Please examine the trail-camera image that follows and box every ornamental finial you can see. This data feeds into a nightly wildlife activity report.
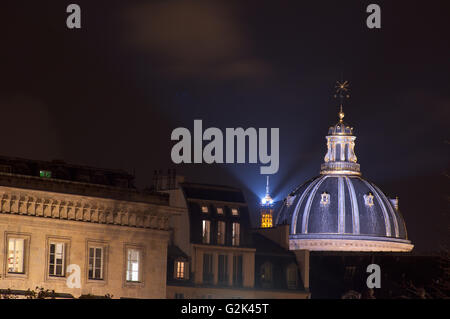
[334,80,350,123]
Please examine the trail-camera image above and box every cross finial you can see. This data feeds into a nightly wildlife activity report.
[334,80,350,122]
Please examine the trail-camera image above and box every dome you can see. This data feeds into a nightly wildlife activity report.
[275,83,413,252]
[276,175,412,251]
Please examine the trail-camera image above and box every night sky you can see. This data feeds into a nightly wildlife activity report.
[0,1,448,253]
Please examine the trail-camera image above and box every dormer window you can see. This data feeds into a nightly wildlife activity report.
[320,192,330,206]
[201,206,209,213]
[364,192,375,207]
[202,220,211,244]
[286,195,295,207]
[175,261,187,280]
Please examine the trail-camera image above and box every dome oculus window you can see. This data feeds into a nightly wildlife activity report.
[364,192,375,207]
[320,192,330,206]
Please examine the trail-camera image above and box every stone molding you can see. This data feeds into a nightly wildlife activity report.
[0,186,171,230]
[289,238,414,252]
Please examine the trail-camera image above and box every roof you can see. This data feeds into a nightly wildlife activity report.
[167,245,188,259]
[277,175,409,239]
[251,232,295,257]
[181,182,246,203]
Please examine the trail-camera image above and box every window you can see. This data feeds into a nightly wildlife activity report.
[364,192,375,207]
[231,208,239,216]
[7,238,25,273]
[88,247,104,280]
[232,255,243,287]
[216,207,223,215]
[320,192,330,206]
[49,242,65,277]
[126,249,141,282]
[176,261,186,279]
[261,262,273,288]
[217,221,226,245]
[201,206,209,213]
[39,170,52,178]
[232,222,240,246]
[202,254,213,284]
[344,266,357,281]
[0,165,12,173]
[287,264,298,289]
[202,220,211,244]
[218,255,228,285]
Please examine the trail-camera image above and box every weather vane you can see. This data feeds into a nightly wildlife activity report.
[334,80,350,122]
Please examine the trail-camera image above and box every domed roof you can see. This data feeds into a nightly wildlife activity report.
[276,175,409,242]
[275,82,413,252]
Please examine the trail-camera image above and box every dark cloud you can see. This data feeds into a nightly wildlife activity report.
[122,0,271,79]
[0,96,62,160]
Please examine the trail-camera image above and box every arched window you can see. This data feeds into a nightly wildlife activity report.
[286,263,298,289]
[260,262,273,288]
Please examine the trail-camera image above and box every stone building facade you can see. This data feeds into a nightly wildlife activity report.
[154,171,310,299]
[0,157,181,298]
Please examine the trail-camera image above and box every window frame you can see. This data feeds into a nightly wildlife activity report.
[4,232,31,278]
[49,242,65,276]
[260,262,274,288]
[217,221,226,245]
[85,240,108,284]
[232,222,240,246]
[218,254,229,285]
[175,260,186,280]
[46,236,71,281]
[286,263,298,289]
[202,253,214,284]
[232,254,243,287]
[123,244,145,287]
[202,219,211,244]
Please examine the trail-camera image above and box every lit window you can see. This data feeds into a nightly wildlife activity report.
[8,238,25,273]
[49,242,65,277]
[88,247,104,280]
[217,221,226,245]
[39,170,52,178]
[232,222,240,246]
[216,207,223,215]
[202,220,211,244]
[176,261,185,279]
[201,206,209,213]
[126,249,141,282]
[261,210,273,228]
[231,208,239,216]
